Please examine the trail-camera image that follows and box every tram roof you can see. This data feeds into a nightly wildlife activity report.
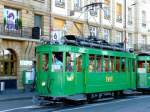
[36,44,135,58]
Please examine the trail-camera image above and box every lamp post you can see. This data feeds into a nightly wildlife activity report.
[124,0,136,51]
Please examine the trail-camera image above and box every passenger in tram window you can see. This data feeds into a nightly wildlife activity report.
[76,55,82,72]
[121,58,126,72]
[66,54,73,72]
[148,62,150,73]
[52,53,63,72]
[97,57,101,72]
[89,60,94,72]
[116,58,120,72]
[43,54,49,71]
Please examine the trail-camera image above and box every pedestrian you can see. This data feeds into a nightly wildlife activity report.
[31,61,36,91]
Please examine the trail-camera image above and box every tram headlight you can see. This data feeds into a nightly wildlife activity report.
[42,82,46,86]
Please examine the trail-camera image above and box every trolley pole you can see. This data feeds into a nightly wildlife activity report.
[124,0,127,51]
[99,3,103,39]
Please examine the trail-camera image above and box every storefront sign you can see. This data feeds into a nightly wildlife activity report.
[20,60,32,66]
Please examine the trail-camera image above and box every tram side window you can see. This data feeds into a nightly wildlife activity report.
[147,61,150,73]
[110,56,115,72]
[138,61,144,68]
[104,56,109,72]
[52,52,63,72]
[66,52,74,72]
[42,53,49,71]
[89,55,96,72]
[138,61,150,73]
[121,58,126,72]
[37,55,40,71]
[76,54,82,72]
[133,60,136,72]
[128,59,131,72]
[116,57,120,72]
[97,56,102,72]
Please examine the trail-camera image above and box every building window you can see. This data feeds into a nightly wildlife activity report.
[116,31,123,43]
[34,14,42,35]
[104,28,111,42]
[55,0,65,8]
[89,0,98,16]
[142,10,146,28]
[89,26,97,36]
[74,0,81,11]
[104,0,110,20]
[128,8,132,25]
[0,49,17,76]
[33,0,45,3]
[116,3,122,23]
[128,33,133,48]
[141,35,147,45]
[3,7,20,30]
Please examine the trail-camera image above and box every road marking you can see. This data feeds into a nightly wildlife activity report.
[0,105,41,112]
[54,95,150,112]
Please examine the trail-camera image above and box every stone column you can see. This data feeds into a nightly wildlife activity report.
[22,9,34,27]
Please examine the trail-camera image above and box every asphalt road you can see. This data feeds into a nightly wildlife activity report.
[1,95,150,112]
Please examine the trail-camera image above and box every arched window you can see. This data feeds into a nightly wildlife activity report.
[0,49,17,76]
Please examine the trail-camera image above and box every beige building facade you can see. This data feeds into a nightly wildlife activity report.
[0,0,50,90]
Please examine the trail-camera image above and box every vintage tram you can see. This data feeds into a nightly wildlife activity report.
[35,35,138,102]
[137,53,150,92]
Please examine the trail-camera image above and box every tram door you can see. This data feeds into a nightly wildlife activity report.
[65,52,85,94]
[36,52,49,93]
[128,58,136,89]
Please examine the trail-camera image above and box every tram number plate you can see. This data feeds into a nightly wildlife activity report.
[106,76,113,82]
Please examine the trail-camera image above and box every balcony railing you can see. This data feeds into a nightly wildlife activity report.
[0,23,33,39]
[55,1,65,8]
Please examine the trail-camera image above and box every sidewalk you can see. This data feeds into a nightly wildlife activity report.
[0,89,34,101]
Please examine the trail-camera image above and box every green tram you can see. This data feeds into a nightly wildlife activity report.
[137,53,150,91]
[35,35,137,101]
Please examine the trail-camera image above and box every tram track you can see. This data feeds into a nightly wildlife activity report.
[27,91,147,112]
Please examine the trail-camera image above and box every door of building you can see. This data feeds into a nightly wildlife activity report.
[0,49,17,89]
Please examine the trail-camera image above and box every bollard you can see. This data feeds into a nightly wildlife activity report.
[0,82,5,92]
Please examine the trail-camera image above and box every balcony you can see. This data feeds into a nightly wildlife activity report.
[142,23,146,28]
[74,4,81,11]
[104,15,110,20]
[128,21,132,25]
[55,1,65,8]
[0,23,36,39]
[90,10,97,16]
[116,16,122,23]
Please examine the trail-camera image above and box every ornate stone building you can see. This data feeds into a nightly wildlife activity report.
[0,0,50,90]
